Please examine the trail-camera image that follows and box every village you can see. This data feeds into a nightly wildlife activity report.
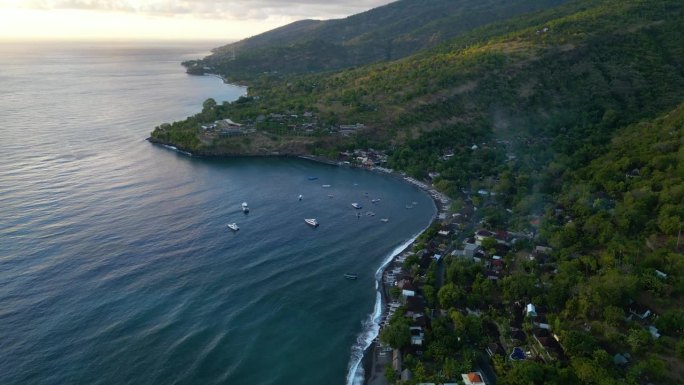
[357,168,667,385]
[192,109,669,385]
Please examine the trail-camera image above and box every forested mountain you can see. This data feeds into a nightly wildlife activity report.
[152,1,684,381]
[187,0,569,80]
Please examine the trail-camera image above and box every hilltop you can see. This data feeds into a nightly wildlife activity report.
[184,0,568,81]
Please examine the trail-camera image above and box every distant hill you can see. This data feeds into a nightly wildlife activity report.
[188,0,569,80]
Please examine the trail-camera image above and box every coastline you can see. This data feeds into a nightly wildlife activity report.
[146,137,452,385]
[351,174,450,385]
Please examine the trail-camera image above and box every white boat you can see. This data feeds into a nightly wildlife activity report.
[380,218,389,223]
[351,202,362,209]
[298,194,303,201]
[366,211,375,216]
[305,218,319,227]
[322,184,331,188]
[371,198,381,203]
[227,223,239,231]
[241,202,249,213]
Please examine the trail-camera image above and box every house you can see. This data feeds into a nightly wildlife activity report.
[486,342,504,357]
[510,330,527,343]
[401,369,412,382]
[628,304,652,320]
[613,353,630,366]
[465,243,481,258]
[475,230,495,246]
[461,371,486,385]
[410,326,424,346]
[218,118,242,128]
[526,303,537,317]
[649,326,661,339]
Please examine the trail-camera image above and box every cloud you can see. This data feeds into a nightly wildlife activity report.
[14,0,394,21]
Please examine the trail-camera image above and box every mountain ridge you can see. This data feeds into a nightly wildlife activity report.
[186,0,569,81]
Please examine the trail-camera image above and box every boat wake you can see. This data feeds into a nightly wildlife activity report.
[345,230,425,385]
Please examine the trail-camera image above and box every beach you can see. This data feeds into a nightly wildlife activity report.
[359,175,451,385]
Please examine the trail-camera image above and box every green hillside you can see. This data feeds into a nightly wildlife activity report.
[187,0,568,81]
[152,0,684,382]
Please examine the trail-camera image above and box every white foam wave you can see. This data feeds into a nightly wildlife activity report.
[161,144,192,157]
[345,230,425,385]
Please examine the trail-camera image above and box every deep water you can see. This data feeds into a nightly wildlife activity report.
[0,41,435,385]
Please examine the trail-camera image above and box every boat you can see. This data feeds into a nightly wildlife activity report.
[366,211,375,216]
[298,194,303,201]
[405,204,413,209]
[371,198,381,203]
[227,223,239,231]
[344,273,358,280]
[322,184,331,188]
[307,176,318,180]
[328,194,334,198]
[241,202,249,213]
[380,218,389,223]
[351,202,362,209]
[305,218,319,227]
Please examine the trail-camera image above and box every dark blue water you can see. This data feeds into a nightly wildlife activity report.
[0,41,435,385]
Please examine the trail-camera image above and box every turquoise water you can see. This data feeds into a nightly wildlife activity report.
[0,41,435,385]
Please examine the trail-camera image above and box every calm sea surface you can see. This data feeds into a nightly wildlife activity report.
[0,41,435,385]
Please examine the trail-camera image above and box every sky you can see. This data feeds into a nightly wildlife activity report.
[0,0,393,41]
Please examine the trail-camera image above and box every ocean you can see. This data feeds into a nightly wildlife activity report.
[0,41,435,385]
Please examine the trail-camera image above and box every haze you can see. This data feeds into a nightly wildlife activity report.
[0,0,393,41]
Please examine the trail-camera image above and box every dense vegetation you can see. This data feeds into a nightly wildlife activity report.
[384,102,683,385]
[152,0,684,382]
[186,0,569,81]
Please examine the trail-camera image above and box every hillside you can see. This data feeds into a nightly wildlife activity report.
[186,0,569,80]
[152,0,684,382]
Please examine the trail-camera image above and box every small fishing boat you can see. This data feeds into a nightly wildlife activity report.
[305,218,319,227]
[298,194,303,201]
[351,202,362,209]
[308,176,318,180]
[380,218,389,223]
[344,273,358,280]
[322,184,331,188]
[371,198,381,203]
[241,202,249,213]
[227,223,239,231]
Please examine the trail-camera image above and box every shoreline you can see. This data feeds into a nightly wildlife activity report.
[347,175,449,385]
[146,137,452,385]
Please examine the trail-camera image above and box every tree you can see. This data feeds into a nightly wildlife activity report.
[438,283,465,309]
[380,317,410,349]
[481,237,497,252]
